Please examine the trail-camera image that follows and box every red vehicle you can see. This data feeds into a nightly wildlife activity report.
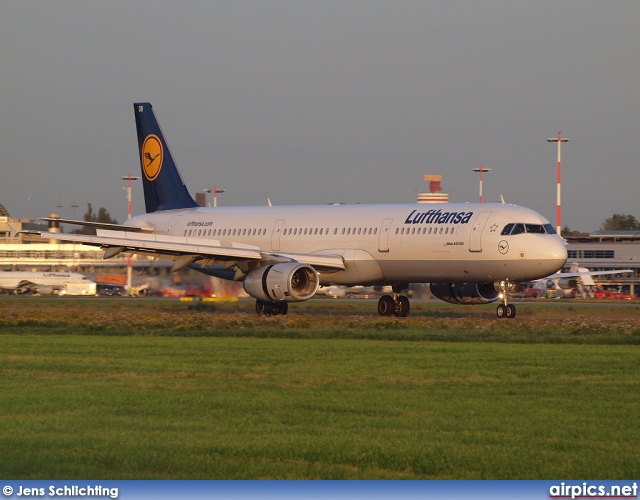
[522,287,545,298]
[609,291,636,300]
[593,287,635,299]
[592,287,611,299]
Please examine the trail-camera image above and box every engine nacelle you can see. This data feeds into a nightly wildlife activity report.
[244,263,319,302]
[430,282,500,305]
[554,278,579,290]
[36,285,54,295]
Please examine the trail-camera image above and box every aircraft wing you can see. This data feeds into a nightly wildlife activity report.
[27,231,345,273]
[39,218,155,233]
[546,270,632,279]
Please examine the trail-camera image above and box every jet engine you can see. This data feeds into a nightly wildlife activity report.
[430,282,500,305]
[244,263,319,302]
[550,278,579,290]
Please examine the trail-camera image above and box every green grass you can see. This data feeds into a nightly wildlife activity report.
[0,297,639,478]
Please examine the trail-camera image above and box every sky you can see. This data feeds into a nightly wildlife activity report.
[1,1,638,232]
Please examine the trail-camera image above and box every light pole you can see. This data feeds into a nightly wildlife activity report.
[472,166,491,203]
[547,133,569,236]
[121,174,140,294]
[204,186,226,207]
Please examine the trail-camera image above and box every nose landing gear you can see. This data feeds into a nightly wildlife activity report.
[496,281,516,319]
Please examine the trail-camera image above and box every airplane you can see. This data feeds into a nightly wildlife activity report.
[525,263,632,298]
[0,271,93,295]
[21,102,568,318]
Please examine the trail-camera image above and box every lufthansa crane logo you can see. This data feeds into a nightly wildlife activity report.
[141,134,163,181]
[498,240,509,254]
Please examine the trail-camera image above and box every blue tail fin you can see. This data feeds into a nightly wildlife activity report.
[134,103,199,213]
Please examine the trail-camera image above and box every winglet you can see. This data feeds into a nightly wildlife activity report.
[134,103,199,213]
[7,222,19,240]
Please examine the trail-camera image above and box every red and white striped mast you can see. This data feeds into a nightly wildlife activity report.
[121,174,140,294]
[547,133,569,236]
[472,166,491,203]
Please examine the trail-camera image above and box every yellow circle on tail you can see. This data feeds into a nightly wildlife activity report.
[141,134,163,181]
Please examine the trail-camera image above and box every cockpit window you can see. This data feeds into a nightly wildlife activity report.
[525,224,546,234]
[502,223,550,235]
[501,223,514,235]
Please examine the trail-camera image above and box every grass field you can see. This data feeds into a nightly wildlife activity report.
[0,297,639,479]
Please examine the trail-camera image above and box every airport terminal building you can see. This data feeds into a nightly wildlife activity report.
[563,231,640,295]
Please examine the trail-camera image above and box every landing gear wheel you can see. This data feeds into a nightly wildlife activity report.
[272,302,288,316]
[394,295,410,317]
[256,300,273,316]
[496,304,507,319]
[378,295,395,316]
[505,304,516,319]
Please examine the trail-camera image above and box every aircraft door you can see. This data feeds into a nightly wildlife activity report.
[378,218,393,253]
[469,211,492,252]
[271,219,285,251]
[168,215,182,235]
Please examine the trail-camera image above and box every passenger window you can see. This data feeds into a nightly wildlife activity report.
[334,228,338,235]
[374,228,377,235]
[511,224,525,235]
[395,228,399,235]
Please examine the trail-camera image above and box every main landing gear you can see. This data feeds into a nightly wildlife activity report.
[495,281,516,319]
[255,300,288,316]
[378,284,410,317]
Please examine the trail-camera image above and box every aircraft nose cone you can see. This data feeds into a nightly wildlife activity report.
[544,236,568,274]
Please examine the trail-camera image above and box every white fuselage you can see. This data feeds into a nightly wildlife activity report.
[0,272,89,290]
[127,202,567,286]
